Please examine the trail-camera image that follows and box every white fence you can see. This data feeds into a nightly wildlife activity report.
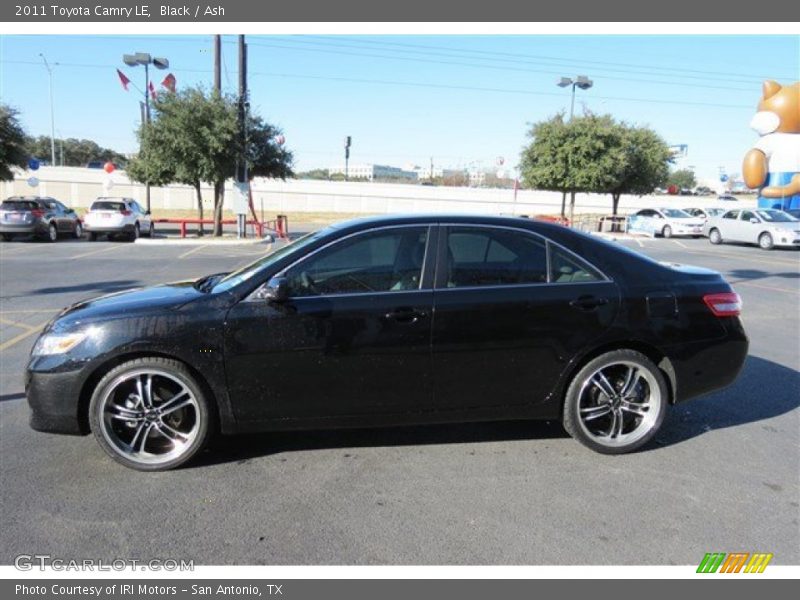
[1,166,755,216]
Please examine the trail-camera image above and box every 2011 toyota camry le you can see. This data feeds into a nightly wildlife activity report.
[26,214,749,470]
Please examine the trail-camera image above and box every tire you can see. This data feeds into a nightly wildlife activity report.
[1,234,12,242]
[88,232,98,242]
[46,222,58,242]
[708,228,723,245]
[758,232,774,250]
[147,222,155,238]
[88,357,214,471]
[562,349,668,455]
[662,225,672,239]
[73,222,83,239]
[130,222,140,242]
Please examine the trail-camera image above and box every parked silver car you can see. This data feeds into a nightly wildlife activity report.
[704,208,800,250]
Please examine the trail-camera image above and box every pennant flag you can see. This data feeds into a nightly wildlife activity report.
[161,73,176,93]
[116,69,131,91]
[148,80,157,101]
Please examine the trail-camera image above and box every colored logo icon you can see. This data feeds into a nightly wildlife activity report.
[697,552,773,573]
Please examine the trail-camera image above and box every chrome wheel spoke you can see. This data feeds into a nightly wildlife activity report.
[157,422,189,444]
[107,403,143,420]
[619,366,641,399]
[159,393,192,416]
[606,410,625,438]
[580,404,612,421]
[590,371,617,400]
[620,400,649,417]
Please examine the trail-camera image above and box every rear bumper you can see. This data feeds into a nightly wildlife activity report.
[0,223,47,235]
[666,317,749,403]
[83,223,134,234]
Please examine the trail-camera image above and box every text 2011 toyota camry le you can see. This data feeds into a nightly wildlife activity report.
[26,215,748,470]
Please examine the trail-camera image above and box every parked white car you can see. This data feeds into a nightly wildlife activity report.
[83,198,153,241]
[683,207,726,222]
[632,208,705,238]
[704,208,800,250]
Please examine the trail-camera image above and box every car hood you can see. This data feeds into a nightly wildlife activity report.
[51,280,205,329]
[764,222,800,231]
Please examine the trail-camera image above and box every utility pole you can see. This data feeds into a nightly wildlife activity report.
[430,156,434,184]
[213,35,221,93]
[235,35,249,238]
[39,54,56,167]
[344,136,352,181]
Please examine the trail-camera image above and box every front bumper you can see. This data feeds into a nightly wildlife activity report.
[26,358,90,435]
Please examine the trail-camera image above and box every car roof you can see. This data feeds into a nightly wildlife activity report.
[329,213,545,230]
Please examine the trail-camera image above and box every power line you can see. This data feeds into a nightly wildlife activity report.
[0,59,754,109]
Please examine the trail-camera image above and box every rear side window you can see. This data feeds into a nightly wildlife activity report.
[1,200,40,211]
[549,245,602,283]
[723,210,739,219]
[444,227,548,288]
[91,201,125,211]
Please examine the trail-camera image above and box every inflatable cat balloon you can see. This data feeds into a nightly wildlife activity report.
[743,81,800,210]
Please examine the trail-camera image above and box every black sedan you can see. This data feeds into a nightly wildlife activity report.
[26,215,749,470]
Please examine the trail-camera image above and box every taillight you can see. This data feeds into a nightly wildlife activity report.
[120,209,132,216]
[31,209,45,218]
[703,292,742,317]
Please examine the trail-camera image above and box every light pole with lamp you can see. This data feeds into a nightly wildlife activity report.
[556,75,593,219]
[122,52,169,213]
[39,54,57,167]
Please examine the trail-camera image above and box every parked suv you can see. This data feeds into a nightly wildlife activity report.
[82,198,154,241]
[0,196,83,242]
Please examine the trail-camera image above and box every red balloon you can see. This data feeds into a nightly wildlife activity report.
[103,161,116,174]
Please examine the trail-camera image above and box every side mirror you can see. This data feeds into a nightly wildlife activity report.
[263,276,289,303]
[749,218,759,224]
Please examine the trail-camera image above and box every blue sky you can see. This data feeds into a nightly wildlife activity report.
[1,34,798,183]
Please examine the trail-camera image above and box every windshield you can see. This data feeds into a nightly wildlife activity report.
[756,210,797,223]
[661,209,692,218]
[212,228,329,293]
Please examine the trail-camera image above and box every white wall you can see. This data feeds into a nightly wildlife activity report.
[1,166,756,216]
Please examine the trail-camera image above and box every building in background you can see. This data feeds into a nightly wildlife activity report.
[328,163,418,181]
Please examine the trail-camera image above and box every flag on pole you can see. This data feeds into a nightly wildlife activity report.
[161,73,176,93]
[116,69,131,91]
[148,80,157,101]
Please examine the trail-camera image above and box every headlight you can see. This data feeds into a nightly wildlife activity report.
[31,331,89,356]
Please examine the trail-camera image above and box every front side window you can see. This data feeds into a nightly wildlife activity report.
[285,227,429,297]
[444,227,547,288]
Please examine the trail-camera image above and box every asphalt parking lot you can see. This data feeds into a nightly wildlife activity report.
[0,231,798,565]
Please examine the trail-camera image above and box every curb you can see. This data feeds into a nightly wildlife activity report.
[134,235,275,246]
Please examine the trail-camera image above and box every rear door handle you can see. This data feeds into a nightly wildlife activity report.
[384,307,428,323]
[570,295,609,311]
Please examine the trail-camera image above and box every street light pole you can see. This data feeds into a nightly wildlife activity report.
[123,52,169,213]
[557,75,594,219]
[39,54,56,167]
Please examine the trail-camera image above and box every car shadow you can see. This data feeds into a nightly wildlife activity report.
[193,355,798,467]
[198,419,568,467]
[727,268,800,282]
[28,280,141,296]
[647,355,799,450]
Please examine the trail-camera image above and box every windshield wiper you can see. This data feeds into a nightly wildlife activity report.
[193,273,227,293]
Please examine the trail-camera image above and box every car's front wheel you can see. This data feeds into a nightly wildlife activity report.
[708,228,723,245]
[88,357,214,471]
[759,232,774,250]
[73,222,83,239]
[562,349,668,454]
[662,225,673,238]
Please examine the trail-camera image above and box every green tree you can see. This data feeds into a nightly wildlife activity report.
[520,113,622,221]
[667,168,697,190]
[0,105,29,181]
[606,125,672,214]
[26,136,127,167]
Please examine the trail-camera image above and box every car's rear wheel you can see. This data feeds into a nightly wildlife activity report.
[563,349,668,454]
[73,222,83,239]
[88,357,214,471]
[662,225,673,238]
[88,232,98,241]
[1,234,12,242]
[708,228,723,245]
[759,232,774,250]
[147,222,155,237]
[46,222,58,242]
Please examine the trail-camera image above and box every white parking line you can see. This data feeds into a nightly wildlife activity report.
[672,240,688,249]
[69,244,128,260]
[178,245,208,259]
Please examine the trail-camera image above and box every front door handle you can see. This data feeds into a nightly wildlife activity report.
[384,307,428,323]
[569,295,609,311]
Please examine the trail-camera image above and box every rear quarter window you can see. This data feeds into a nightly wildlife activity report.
[2,200,40,211]
[90,201,125,211]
